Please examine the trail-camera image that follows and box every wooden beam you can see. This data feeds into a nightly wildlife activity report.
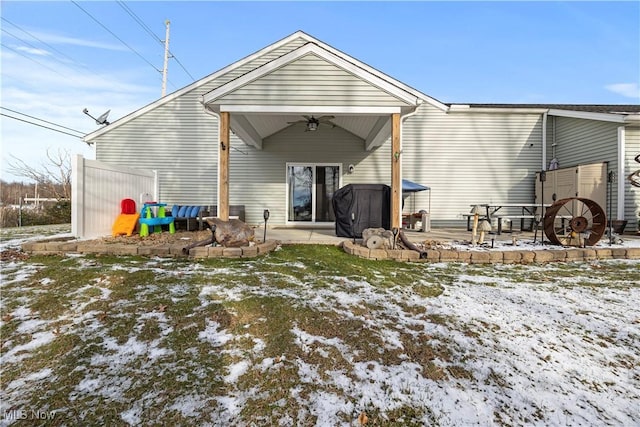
[391,113,401,229]
[219,112,230,220]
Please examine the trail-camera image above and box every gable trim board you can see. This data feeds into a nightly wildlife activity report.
[78,31,640,237]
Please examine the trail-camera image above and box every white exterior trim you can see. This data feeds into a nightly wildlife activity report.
[365,116,391,151]
[449,105,548,114]
[84,32,312,142]
[624,114,640,124]
[203,43,419,107]
[548,109,626,123]
[219,105,402,115]
[230,114,263,149]
[617,126,625,220]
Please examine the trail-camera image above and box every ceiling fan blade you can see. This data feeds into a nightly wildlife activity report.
[317,115,335,121]
[319,121,336,128]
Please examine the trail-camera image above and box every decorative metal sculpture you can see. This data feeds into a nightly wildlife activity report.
[543,197,607,246]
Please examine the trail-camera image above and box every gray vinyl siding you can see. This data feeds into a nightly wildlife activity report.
[92,37,311,206]
[401,104,543,227]
[552,117,619,168]
[229,125,390,225]
[94,96,219,205]
[551,117,620,224]
[625,127,640,232]
[217,54,409,107]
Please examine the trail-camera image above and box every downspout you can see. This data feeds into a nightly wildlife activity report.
[542,112,548,170]
[203,105,222,212]
[617,126,625,220]
[398,101,423,222]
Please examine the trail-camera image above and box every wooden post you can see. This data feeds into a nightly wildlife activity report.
[219,112,230,220]
[391,113,401,229]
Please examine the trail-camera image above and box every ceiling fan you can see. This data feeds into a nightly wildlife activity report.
[287,115,335,132]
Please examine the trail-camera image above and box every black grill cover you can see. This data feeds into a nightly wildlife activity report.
[332,184,390,237]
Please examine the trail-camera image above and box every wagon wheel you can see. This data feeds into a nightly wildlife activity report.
[543,197,607,246]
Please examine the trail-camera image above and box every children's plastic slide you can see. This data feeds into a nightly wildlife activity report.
[112,198,140,236]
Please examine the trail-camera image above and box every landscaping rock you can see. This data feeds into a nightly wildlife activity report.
[362,228,394,249]
[206,218,254,247]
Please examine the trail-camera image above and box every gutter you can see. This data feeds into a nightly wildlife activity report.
[203,105,223,214]
[397,102,423,223]
[624,114,640,125]
[448,105,548,114]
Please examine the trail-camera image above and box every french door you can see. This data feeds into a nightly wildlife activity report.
[287,164,340,223]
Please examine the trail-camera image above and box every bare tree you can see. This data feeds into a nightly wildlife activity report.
[7,148,72,200]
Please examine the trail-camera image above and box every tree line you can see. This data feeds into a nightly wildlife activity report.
[1,149,72,227]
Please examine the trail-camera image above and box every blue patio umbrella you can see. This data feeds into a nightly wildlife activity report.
[402,179,430,193]
[402,179,431,214]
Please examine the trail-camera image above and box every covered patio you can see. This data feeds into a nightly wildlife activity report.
[200,41,441,230]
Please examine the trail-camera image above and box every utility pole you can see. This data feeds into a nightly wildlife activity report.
[161,20,171,97]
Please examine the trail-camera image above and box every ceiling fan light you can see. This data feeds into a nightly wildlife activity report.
[306,121,319,131]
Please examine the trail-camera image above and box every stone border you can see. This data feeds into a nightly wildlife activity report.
[18,238,640,263]
[342,240,640,264]
[20,239,278,259]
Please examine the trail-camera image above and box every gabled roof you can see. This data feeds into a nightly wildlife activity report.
[202,42,420,108]
[84,30,640,143]
[84,31,447,143]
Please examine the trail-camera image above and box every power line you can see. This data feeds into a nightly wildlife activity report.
[1,27,91,78]
[116,1,196,82]
[171,53,196,81]
[1,113,84,139]
[70,0,162,73]
[116,1,163,45]
[1,107,86,135]
[2,27,48,56]
[0,42,68,78]
[1,17,79,66]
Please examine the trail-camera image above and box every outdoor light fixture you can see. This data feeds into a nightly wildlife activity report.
[306,120,319,132]
[263,209,270,242]
[539,170,546,245]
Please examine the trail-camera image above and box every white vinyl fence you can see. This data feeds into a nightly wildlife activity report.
[72,155,157,239]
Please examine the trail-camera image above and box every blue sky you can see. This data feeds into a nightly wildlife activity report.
[1,1,639,182]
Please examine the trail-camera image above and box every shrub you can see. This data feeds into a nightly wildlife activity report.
[0,201,71,228]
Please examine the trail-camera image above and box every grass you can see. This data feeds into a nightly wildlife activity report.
[1,243,639,425]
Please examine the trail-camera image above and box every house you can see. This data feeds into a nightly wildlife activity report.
[78,31,640,238]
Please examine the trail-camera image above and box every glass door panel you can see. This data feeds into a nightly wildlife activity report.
[315,166,339,222]
[288,164,340,223]
[289,166,313,222]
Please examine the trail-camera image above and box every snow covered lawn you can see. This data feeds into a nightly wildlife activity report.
[1,241,638,426]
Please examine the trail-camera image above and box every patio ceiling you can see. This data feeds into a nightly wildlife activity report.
[225,111,396,151]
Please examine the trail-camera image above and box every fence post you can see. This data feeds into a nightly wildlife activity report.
[19,196,23,227]
[72,154,85,237]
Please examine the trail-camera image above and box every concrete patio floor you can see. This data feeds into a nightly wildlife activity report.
[258,226,543,245]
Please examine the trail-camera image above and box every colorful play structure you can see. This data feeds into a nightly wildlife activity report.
[112,199,176,237]
[138,202,175,237]
[112,198,140,237]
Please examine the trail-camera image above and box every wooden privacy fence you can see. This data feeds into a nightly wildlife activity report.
[72,155,157,239]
